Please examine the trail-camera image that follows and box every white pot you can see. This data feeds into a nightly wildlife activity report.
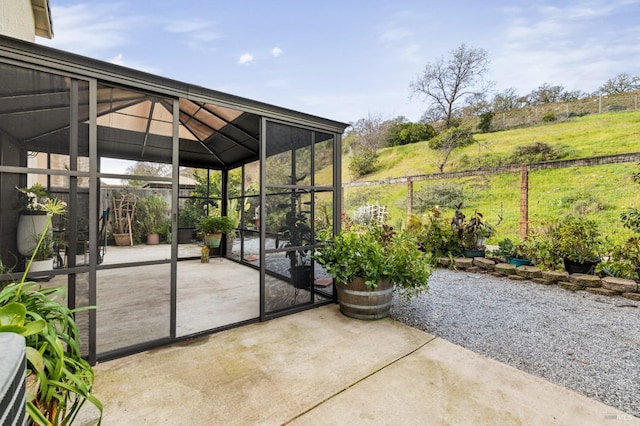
[17,212,50,257]
[28,259,53,273]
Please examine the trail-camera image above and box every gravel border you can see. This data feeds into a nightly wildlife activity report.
[389,269,640,417]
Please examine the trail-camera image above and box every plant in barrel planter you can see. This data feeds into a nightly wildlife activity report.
[550,215,602,274]
[313,224,433,320]
[198,215,235,250]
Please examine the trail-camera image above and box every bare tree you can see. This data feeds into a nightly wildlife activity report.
[528,83,566,105]
[411,44,491,129]
[347,114,391,178]
[428,126,475,173]
[492,88,520,112]
[599,73,640,94]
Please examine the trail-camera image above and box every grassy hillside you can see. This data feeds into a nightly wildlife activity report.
[339,110,640,244]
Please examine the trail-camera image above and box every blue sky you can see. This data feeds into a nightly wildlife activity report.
[39,0,640,124]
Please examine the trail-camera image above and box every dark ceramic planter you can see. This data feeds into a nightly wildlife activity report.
[563,258,599,275]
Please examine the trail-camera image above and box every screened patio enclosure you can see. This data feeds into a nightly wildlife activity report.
[0,35,347,363]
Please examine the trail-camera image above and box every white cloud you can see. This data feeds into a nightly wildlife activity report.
[379,28,411,42]
[38,4,137,56]
[271,47,283,58]
[163,19,219,43]
[238,53,254,65]
[492,1,640,93]
[110,53,125,65]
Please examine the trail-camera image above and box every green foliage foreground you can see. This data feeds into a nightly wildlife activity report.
[0,199,102,425]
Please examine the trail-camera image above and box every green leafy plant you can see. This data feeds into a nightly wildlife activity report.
[197,215,235,235]
[451,204,500,250]
[526,219,562,270]
[550,215,602,263]
[0,198,102,425]
[312,224,432,298]
[406,209,461,258]
[136,194,169,235]
[492,238,531,261]
[16,183,50,212]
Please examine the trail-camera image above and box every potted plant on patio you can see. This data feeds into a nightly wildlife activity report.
[136,194,169,245]
[111,191,137,246]
[550,215,602,274]
[493,238,532,266]
[0,197,103,425]
[313,224,433,319]
[16,183,52,259]
[198,215,235,249]
[276,210,313,290]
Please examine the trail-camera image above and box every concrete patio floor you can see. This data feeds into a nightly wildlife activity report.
[76,304,638,425]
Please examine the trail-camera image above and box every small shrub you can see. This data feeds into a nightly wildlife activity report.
[509,142,574,164]
[558,191,610,215]
[348,148,378,178]
[414,181,464,210]
[478,111,494,133]
[407,209,461,258]
[542,112,556,122]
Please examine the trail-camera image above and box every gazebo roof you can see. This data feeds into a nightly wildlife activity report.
[0,34,348,170]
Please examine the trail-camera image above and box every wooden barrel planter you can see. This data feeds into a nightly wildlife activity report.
[336,277,394,320]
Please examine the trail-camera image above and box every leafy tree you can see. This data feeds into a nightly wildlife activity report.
[124,161,171,186]
[411,44,492,129]
[348,147,378,178]
[386,122,436,146]
[599,73,640,94]
[428,126,475,172]
[478,111,494,133]
[347,114,390,178]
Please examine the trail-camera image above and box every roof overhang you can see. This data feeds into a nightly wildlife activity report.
[31,0,53,39]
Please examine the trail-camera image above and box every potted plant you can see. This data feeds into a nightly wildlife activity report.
[198,215,235,249]
[550,215,602,274]
[0,197,103,425]
[136,194,169,245]
[406,208,461,259]
[16,183,52,258]
[111,192,137,246]
[451,203,500,257]
[313,224,433,319]
[493,238,532,266]
[276,210,313,290]
[599,237,640,278]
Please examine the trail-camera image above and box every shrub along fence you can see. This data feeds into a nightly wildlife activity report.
[342,152,640,243]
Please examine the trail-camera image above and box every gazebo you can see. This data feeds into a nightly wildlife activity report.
[0,34,347,363]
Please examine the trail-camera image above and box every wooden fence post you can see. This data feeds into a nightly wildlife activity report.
[520,165,529,239]
[407,177,413,217]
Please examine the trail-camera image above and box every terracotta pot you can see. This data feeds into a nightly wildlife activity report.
[113,233,131,246]
[146,233,160,245]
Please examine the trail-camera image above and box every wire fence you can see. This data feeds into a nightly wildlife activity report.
[343,153,640,244]
[459,91,640,131]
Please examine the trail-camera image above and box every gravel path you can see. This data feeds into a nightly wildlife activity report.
[389,269,640,417]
